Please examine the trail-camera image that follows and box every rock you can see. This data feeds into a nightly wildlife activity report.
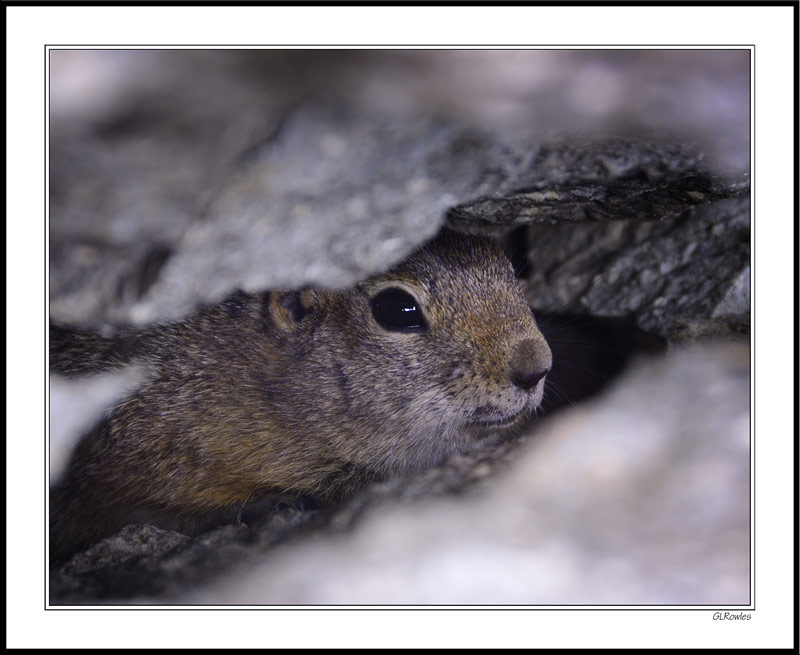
[129,113,489,324]
[50,525,191,602]
[524,195,750,340]
[447,138,748,229]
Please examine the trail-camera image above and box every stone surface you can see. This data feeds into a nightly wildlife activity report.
[447,138,748,230]
[524,196,750,339]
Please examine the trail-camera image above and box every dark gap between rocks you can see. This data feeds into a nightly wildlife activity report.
[535,312,667,415]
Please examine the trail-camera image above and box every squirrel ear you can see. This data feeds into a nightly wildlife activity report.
[267,289,322,331]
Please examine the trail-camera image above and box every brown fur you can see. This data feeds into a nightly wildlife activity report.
[49,229,551,563]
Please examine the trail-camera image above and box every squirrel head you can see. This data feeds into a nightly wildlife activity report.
[261,229,552,474]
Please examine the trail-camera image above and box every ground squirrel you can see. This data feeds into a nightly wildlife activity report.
[49,229,552,563]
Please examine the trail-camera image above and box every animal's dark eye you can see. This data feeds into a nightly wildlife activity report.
[370,288,427,332]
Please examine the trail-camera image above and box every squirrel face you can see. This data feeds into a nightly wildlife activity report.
[266,229,552,476]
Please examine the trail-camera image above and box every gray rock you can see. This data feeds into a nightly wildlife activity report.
[447,138,748,229]
[50,524,191,601]
[129,113,482,324]
[525,195,750,339]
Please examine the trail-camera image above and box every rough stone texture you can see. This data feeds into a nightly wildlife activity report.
[525,195,751,340]
[49,510,318,603]
[447,138,748,230]
[48,50,751,606]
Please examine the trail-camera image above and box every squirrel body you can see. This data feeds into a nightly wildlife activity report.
[50,229,551,562]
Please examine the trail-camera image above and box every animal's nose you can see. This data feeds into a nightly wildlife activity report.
[509,338,552,391]
[511,367,550,391]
